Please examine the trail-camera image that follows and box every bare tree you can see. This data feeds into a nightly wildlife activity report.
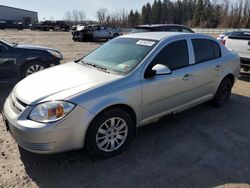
[64,11,72,22]
[79,10,86,22]
[72,9,80,23]
[97,8,108,24]
[120,8,128,26]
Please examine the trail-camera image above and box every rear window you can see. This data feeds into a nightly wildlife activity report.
[192,39,221,63]
[130,28,151,33]
[182,28,194,33]
[228,31,250,40]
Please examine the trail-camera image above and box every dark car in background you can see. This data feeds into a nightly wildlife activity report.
[0,39,63,85]
[130,24,194,33]
[0,20,24,30]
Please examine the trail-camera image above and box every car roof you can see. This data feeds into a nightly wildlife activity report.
[136,24,188,28]
[121,32,196,41]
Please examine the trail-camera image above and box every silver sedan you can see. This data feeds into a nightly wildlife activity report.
[3,32,240,158]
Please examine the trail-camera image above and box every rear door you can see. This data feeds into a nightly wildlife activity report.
[0,43,18,83]
[189,38,222,98]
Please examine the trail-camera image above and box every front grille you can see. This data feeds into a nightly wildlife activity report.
[11,101,22,114]
[240,58,250,65]
[9,92,27,115]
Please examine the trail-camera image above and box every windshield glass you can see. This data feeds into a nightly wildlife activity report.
[81,38,158,74]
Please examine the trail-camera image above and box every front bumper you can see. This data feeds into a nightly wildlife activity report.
[3,96,94,154]
[240,58,250,70]
[49,58,61,67]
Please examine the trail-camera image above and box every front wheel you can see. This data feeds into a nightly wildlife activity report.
[86,108,134,158]
[22,62,48,78]
[212,78,233,107]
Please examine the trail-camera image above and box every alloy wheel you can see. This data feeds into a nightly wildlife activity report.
[26,64,45,76]
[96,117,128,152]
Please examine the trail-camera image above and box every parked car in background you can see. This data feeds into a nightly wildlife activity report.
[0,20,23,30]
[0,39,63,85]
[224,31,250,71]
[72,25,122,42]
[30,20,70,31]
[217,31,233,44]
[130,24,194,33]
[2,32,240,158]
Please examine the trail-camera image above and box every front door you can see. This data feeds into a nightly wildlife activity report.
[142,39,198,121]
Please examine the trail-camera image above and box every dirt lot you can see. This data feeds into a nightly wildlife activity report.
[1,30,250,188]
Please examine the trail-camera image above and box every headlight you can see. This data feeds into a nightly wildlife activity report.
[29,101,75,123]
[47,50,63,59]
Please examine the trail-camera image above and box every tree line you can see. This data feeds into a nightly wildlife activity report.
[97,0,250,28]
[64,0,250,28]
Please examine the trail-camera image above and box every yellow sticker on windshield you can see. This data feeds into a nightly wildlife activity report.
[136,40,155,46]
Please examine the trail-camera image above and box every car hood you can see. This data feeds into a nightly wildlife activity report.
[16,44,58,51]
[14,62,122,105]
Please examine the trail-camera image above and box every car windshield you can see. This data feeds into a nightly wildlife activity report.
[81,38,158,74]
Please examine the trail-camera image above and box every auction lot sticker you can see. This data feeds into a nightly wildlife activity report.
[136,40,155,46]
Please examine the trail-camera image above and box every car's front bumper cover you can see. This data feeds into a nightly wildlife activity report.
[3,96,95,154]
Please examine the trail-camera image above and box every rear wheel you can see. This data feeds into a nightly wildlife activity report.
[86,108,134,158]
[212,78,233,107]
[113,33,119,38]
[22,62,48,78]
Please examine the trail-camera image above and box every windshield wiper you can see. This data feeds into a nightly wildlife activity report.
[81,60,110,73]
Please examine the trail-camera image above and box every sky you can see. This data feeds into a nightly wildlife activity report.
[0,0,155,21]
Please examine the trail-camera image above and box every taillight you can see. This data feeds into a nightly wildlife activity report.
[221,40,226,45]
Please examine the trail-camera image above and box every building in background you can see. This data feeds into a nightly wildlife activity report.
[0,5,38,27]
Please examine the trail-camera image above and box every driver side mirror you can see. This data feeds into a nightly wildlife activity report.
[145,64,172,78]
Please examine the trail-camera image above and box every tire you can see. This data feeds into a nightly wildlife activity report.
[22,61,48,78]
[212,78,233,107]
[86,108,134,158]
[113,33,119,38]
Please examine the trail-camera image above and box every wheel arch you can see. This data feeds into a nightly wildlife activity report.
[223,74,235,85]
[86,103,137,138]
[113,33,119,38]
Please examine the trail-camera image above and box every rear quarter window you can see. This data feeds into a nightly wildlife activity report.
[192,39,221,64]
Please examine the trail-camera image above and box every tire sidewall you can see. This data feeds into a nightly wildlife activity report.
[214,78,233,106]
[86,108,134,158]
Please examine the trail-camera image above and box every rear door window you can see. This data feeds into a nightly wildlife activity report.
[192,39,221,63]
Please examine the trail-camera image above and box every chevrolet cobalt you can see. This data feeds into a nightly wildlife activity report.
[3,32,240,158]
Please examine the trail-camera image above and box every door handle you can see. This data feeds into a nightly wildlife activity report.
[183,74,193,81]
[215,65,222,70]
[248,40,250,46]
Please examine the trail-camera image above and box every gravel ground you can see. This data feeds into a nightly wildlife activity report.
[1,30,250,188]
